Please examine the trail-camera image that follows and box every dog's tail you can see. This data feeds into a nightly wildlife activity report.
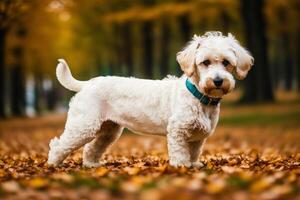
[56,59,87,92]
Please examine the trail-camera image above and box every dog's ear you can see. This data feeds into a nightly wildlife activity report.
[228,33,254,80]
[176,35,201,77]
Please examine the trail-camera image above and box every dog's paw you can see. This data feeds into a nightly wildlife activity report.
[47,158,62,167]
[191,161,205,169]
[83,160,105,168]
[47,160,58,166]
[169,160,192,168]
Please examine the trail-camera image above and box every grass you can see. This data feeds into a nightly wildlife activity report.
[219,111,300,126]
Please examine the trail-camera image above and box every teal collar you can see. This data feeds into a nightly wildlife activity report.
[185,78,221,106]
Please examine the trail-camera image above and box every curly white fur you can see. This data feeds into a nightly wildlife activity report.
[48,32,253,168]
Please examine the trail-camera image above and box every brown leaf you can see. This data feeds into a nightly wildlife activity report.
[124,166,141,175]
[1,181,21,193]
[27,177,49,189]
[250,176,275,192]
[95,167,109,177]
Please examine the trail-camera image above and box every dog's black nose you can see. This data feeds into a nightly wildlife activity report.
[213,77,223,87]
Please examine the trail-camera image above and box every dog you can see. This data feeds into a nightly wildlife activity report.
[48,32,253,168]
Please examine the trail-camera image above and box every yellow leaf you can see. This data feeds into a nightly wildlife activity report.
[52,173,74,183]
[140,189,161,200]
[95,167,109,177]
[171,177,186,187]
[206,179,226,194]
[250,176,275,192]
[287,173,297,183]
[27,177,48,189]
[0,169,6,177]
[124,167,140,175]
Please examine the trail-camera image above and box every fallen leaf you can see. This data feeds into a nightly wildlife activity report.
[1,181,20,193]
[95,167,109,177]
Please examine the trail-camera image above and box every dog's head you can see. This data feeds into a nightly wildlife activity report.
[176,32,254,98]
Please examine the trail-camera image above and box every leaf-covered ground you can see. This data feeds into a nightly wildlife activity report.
[0,102,300,200]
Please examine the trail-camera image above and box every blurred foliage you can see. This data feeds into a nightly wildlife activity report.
[0,0,299,117]
[2,0,299,79]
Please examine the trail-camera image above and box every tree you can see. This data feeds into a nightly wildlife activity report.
[178,14,191,75]
[240,0,274,102]
[0,27,6,118]
[141,20,154,78]
[179,14,191,43]
[0,0,28,117]
[0,1,13,117]
[159,19,170,78]
[10,27,27,115]
[121,22,133,76]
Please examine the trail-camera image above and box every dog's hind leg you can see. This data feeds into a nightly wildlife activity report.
[47,93,102,166]
[47,128,98,166]
[83,120,123,167]
[47,119,101,166]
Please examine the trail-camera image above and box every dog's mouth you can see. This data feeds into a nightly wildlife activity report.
[203,79,231,98]
[207,88,226,97]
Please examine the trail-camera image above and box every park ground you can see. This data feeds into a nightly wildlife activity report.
[0,92,300,200]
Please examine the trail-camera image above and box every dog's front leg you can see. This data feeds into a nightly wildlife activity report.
[199,116,212,135]
[188,139,206,168]
[167,130,191,168]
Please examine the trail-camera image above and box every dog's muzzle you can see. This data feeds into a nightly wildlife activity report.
[204,78,230,95]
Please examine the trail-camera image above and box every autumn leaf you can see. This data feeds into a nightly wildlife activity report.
[250,176,276,192]
[95,167,109,177]
[26,177,49,189]
[0,105,300,199]
[1,181,20,193]
[206,177,226,194]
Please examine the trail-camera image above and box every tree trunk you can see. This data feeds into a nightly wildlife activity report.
[240,0,274,102]
[178,14,191,75]
[46,80,57,111]
[179,14,191,42]
[271,38,281,90]
[295,35,300,91]
[141,21,154,78]
[294,2,300,90]
[111,23,122,76]
[10,60,26,116]
[121,23,133,76]
[0,28,7,118]
[281,32,293,90]
[276,9,293,90]
[10,26,27,116]
[221,10,230,34]
[34,75,43,114]
[159,20,170,78]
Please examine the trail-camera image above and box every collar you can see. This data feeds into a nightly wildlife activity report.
[185,78,221,106]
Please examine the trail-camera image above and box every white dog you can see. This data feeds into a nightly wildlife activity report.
[48,32,253,168]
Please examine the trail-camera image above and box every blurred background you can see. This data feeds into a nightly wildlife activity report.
[0,0,299,118]
[0,2,300,198]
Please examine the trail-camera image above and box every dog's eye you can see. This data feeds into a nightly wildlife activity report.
[222,59,230,67]
[202,60,211,66]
